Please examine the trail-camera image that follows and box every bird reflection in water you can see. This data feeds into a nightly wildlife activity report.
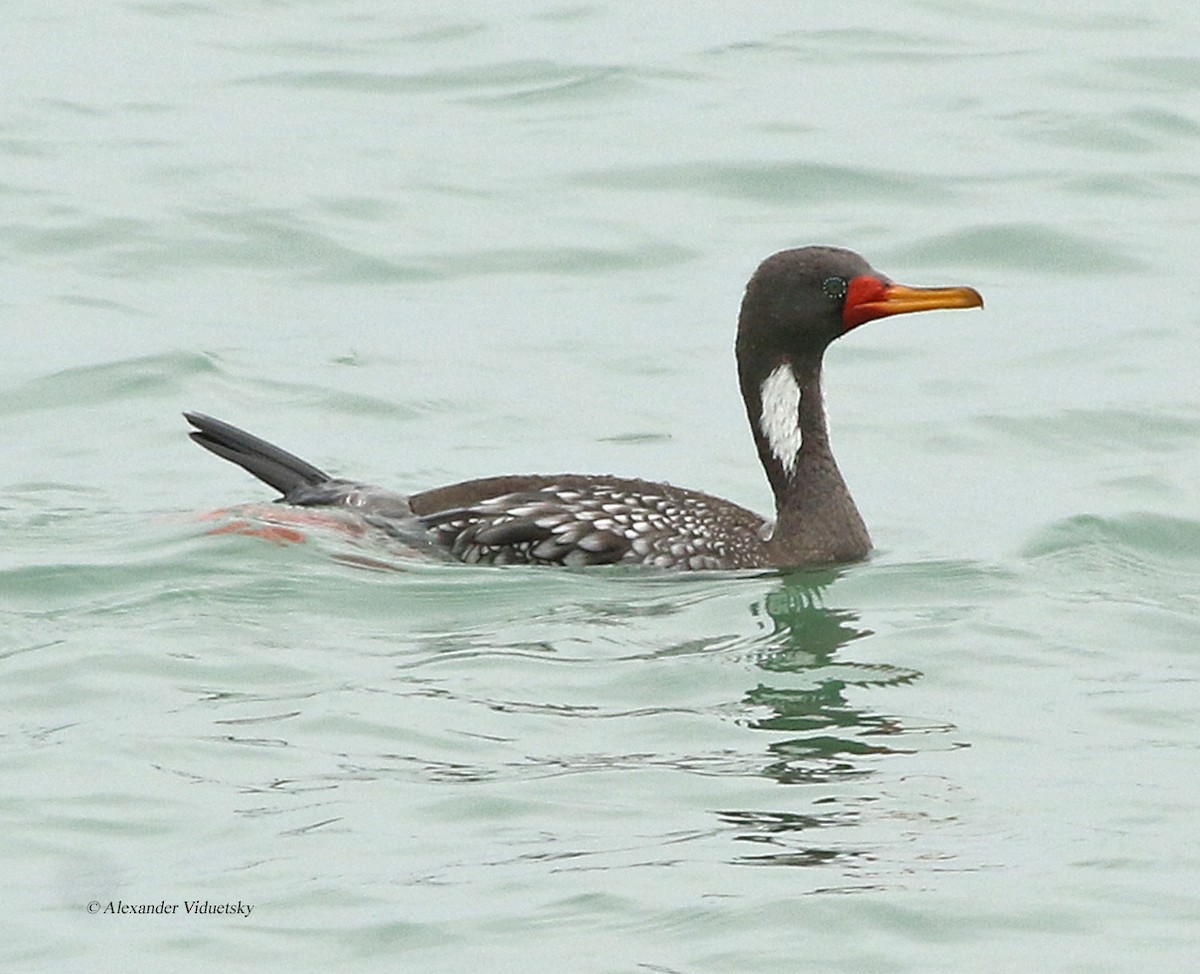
[723,569,955,876]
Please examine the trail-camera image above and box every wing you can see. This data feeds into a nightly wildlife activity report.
[417,480,765,569]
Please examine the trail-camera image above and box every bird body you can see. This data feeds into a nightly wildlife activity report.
[186,247,982,570]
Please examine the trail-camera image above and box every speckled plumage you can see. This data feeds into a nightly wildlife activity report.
[416,479,769,569]
[185,247,981,569]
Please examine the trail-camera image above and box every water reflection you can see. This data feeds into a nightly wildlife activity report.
[745,569,924,778]
[724,569,947,873]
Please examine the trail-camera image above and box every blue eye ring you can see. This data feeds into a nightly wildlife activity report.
[822,277,848,301]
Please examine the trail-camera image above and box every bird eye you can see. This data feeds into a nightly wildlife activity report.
[822,277,848,301]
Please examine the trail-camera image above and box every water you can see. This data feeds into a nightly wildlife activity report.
[4,1,1200,970]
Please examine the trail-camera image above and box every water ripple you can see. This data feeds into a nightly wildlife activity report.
[575,160,944,204]
[895,224,1145,273]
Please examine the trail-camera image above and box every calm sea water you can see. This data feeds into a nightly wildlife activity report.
[4,2,1200,971]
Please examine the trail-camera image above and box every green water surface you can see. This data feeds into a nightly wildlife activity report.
[3,2,1200,971]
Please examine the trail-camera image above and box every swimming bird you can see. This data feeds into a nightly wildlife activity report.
[186,246,982,569]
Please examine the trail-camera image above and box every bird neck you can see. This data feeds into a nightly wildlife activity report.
[739,351,870,562]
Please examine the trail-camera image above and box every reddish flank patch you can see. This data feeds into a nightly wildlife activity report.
[195,505,370,545]
[206,519,308,545]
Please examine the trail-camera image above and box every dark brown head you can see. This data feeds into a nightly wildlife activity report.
[735,245,984,365]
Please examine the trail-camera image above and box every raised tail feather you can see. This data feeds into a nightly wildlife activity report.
[184,411,331,499]
[184,411,427,531]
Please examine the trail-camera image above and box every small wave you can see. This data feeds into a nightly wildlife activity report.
[0,352,218,416]
[894,223,1144,274]
[1023,511,1200,565]
[1021,511,1200,616]
[975,407,1200,456]
[574,160,943,205]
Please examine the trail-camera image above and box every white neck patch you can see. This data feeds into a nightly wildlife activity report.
[759,363,803,475]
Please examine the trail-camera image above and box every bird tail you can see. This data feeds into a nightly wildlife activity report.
[184,412,331,499]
